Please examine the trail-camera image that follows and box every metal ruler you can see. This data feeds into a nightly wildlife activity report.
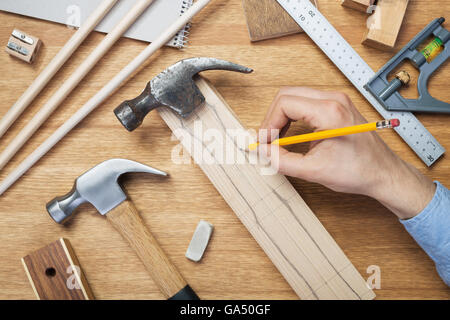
[276,0,445,166]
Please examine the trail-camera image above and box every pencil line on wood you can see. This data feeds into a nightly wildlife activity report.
[165,107,319,298]
[203,100,362,298]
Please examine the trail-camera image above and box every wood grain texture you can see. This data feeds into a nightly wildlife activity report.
[107,199,188,299]
[0,0,449,300]
[341,0,374,13]
[362,0,410,51]
[0,0,155,171]
[158,76,375,300]
[21,238,94,300]
[0,0,118,138]
[241,0,317,42]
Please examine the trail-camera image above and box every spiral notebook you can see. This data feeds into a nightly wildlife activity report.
[0,0,193,48]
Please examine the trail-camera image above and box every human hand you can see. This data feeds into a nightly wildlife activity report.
[258,87,435,220]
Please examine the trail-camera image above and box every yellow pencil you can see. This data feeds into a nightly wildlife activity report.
[248,119,400,151]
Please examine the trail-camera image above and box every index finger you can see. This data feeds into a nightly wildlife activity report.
[264,87,354,122]
[261,94,347,140]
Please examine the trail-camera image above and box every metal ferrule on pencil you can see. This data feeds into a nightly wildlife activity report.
[376,120,395,129]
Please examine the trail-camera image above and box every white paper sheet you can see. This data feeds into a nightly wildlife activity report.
[0,0,193,47]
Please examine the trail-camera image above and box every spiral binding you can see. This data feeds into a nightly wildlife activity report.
[172,0,194,48]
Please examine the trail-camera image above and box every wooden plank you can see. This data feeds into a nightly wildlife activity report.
[158,76,375,300]
[362,0,410,51]
[241,0,318,42]
[341,0,374,13]
[21,238,94,300]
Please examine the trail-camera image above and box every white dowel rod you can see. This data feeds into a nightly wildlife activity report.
[0,0,119,138]
[0,0,155,169]
[0,0,212,196]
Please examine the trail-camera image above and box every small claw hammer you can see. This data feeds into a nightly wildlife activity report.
[46,158,199,300]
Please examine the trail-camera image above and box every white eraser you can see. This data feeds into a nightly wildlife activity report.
[185,220,213,262]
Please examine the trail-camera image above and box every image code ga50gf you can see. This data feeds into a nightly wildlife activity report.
[224,304,271,316]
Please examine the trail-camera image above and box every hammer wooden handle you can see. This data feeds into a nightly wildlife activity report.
[106,200,198,300]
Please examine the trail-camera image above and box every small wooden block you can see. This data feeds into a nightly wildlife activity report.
[362,0,410,51]
[242,0,318,42]
[5,29,42,63]
[21,238,94,300]
[341,0,374,13]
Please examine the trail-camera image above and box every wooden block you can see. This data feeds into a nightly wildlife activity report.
[21,238,94,300]
[157,77,376,300]
[5,29,42,63]
[362,0,409,51]
[241,0,318,42]
[341,0,374,13]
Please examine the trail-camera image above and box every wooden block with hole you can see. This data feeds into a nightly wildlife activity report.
[362,0,410,51]
[21,238,94,300]
[241,0,318,42]
[341,0,375,13]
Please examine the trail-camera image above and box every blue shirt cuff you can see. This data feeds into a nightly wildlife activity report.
[400,181,444,230]
[400,181,450,286]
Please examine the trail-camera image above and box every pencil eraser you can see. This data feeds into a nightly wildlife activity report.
[185,220,213,262]
[391,119,400,128]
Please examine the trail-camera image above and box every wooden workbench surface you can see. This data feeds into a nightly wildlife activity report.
[0,0,449,300]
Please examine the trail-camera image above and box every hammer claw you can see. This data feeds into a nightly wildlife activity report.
[46,159,167,223]
[114,57,253,131]
[111,158,168,177]
[179,57,253,78]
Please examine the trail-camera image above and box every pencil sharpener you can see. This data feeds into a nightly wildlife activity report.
[5,29,42,64]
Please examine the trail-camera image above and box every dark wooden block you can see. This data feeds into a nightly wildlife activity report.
[21,238,94,300]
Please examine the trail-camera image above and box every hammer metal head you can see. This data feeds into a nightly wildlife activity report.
[46,159,167,224]
[114,57,253,131]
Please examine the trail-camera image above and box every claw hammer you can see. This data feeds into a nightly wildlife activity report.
[46,158,199,300]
